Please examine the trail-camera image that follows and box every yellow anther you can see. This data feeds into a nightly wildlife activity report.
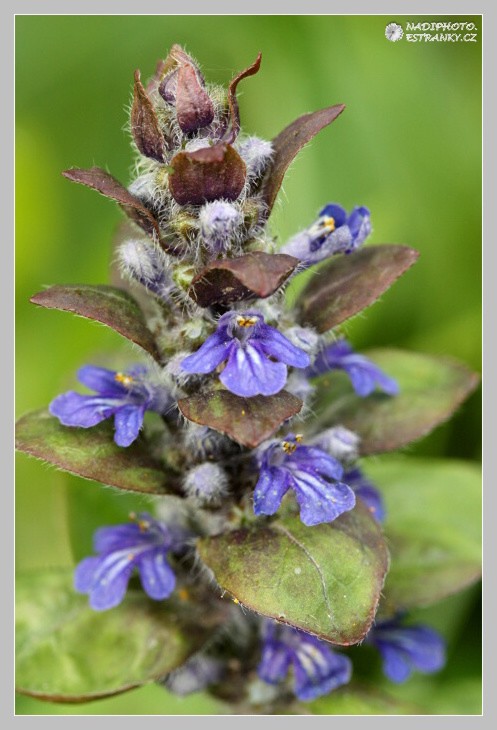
[115,372,134,387]
[232,597,240,605]
[322,216,336,232]
[138,520,150,532]
[282,440,297,455]
[236,315,258,328]
[295,434,304,443]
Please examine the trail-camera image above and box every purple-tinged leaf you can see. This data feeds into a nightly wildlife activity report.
[62,167,161,240]
[259,104,345,219]
[197,500,389,645]
[176,63,215,133]
[15,410,179,495]
[298,245,419,333]
[30,284,162,363]
[16,568,225,702]
[189,252,299,307]
[178,389,302,448]
[221,52,262,144]
[131,70,167,162]
[314,349,479,454]
[168,143,246,206]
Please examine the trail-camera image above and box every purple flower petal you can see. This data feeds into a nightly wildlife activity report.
[293,642,352,701]
[93,520,157,553]
[220,342,288,397]
[75,550,136,611]
[113,404,146,447]
[181,328,232,374]
[370,618,446,683]
[367,365,400,397]
[77,365,127,396]
[257,325,311,368]
[377,642,413,683]
[74,556,102,593]
[292,445,344,481]
[253,466,291,516]
[258,642,293,684]
[257,623,352,702]
[388,626,446,674]
[137,549,176,600]
[291,469,356,526]
[318,203,347,227]
[347,206,371,247]
[49,392,118,428]
[344,362,378,397]
[309,340,399,398]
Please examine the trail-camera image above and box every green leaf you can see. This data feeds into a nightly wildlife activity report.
[297,245,419,332]
[309,683,420,715]
[365,457,481,610]
[315,349,479,454]
[16,569,198,702]
[30,285,162,363]
[198,501,389,644]
[16,409,180,495]
[178,389,302,448]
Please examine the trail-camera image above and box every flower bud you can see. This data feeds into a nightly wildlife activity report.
[199,201,243,255]
[283,326,319,356]
[236,136,273,180]
[311,426,360,465]
[118,239,173,301]
[183,423,232,461]
[183,462,229,505]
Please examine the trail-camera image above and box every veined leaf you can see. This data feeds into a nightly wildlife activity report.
[16,410,179,495]
[16,569,200,702]
[30,285,162,363]
[365,456,482,610]
[198,501,389,645]
[314,349,479,454]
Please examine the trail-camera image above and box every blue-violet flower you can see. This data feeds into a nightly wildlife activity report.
[74,513,188,611]
[308,339,399,397]
[181,311,310,398]
[49,365,173,447]
[253,434,355,526]
[258,621,352,702]
[367,616,446,683]
[281,203,371,265]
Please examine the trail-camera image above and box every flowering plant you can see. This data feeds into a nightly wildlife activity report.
[15,45,480,714]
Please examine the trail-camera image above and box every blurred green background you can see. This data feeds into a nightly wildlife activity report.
[16,15,481,714]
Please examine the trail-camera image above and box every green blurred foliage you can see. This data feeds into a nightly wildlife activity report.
[16,15,481,715]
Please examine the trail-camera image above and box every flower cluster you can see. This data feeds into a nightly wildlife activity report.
[18,43,470,715]
[281,204,371,265]
[75,513,189,610]
[50,365,174,446]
